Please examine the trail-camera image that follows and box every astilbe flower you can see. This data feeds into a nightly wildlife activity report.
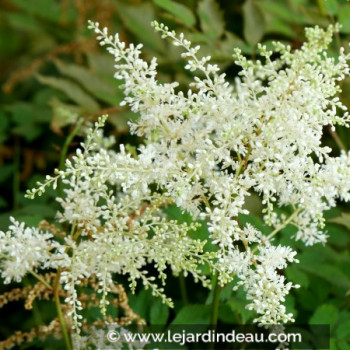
[1,21,350,332]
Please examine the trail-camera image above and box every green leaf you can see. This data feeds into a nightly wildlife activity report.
[265,18,295,38]
[16,215,44,227]
[36,75,99,112]
[115,1,165,53]
[164,205,193,225]
[12,123,42,141]
[336,319,350,340]
[7,102,52,124]
[5,12,41,33]
[17,204,56,218]
[238,213,270,235]
[329,212,350,230]
[87,53,116,77]
[222,31,254,55]
[257,1,291,21]
[171,305,211,324]
[128,290,153,320]
[300,263,350,290]
[243,0,266,46]
[284,294,297,319]
[336,340,350,350]
[285,265,309,288]
[10,0,61,22]
[54,60,116,104]
[327,224,350,247]
[228,288,255,324]
[109,110,138,132]
[154,0,196,27]
[150,298,169,325]
[309,304,339,326]
[48,97,81,133]
[198,0,225,39]
[323,0,339,15]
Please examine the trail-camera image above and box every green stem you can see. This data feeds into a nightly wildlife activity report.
[30,270,52,290]
[179,273,189,305]
[252,207,302,254]
[316,0,326,16]
[210,274,221,327]
[209,274,221,350]
[58,119,84,196]
[266,207,302,241]
[327,125,347,152]
[54,269,72,350]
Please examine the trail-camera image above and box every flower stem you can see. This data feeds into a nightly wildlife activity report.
[327,125,347,152]
[54,269,72,350]
[209,274,221,350]
[317,0,326,16]
[210,274,221,327]
[179,273,189,305]
[58,118,84,197]
[30,270,52,290]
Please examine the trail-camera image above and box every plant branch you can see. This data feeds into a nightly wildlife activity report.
[54,269,72,350]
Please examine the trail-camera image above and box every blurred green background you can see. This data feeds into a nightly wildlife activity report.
[1,0,350,349]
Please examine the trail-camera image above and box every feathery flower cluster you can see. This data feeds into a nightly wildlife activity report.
[1,21,350,332]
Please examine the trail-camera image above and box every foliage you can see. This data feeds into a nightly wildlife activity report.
[1,0,350,349]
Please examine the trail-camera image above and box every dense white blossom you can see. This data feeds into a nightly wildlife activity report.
[0,218,54,283]
[1,21,350,331]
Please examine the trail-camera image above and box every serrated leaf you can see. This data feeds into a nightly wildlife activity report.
[54,60,116,103]
[150,298,169,325]
[171,305,211,324]
[198,0,225,39]
[154,0,196,27]
[243,0,266,46]
[36,75,99,112]
[309,304,339,326]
